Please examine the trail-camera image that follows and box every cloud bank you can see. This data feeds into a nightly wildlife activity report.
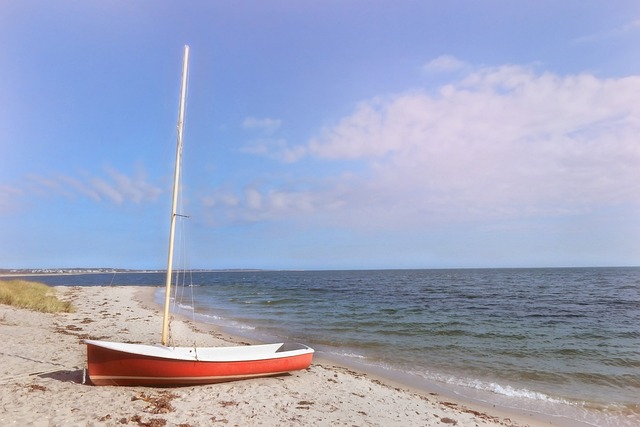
[211,61,640,229]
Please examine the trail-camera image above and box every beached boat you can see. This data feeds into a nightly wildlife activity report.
[84,45,314,386]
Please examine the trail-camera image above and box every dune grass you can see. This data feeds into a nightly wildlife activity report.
[0,279,74,313]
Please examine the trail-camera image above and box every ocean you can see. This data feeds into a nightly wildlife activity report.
[26,268,640,426]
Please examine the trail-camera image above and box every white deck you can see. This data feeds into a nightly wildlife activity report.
[85,339,313,362]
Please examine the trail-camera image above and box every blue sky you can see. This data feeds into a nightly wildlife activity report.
[1,1,640,270]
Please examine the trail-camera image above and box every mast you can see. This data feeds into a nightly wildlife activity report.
[162,45,190,346]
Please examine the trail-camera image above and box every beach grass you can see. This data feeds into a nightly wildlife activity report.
[0,280,74,313]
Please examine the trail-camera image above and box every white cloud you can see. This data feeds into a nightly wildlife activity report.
[423,55,467,73]
[242,117,282,133]
[221,64,640,228]
[25,165,163,206]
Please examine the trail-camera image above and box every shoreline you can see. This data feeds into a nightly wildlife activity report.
[146,287,593,427]
[143,286,560,426]
[0,285,559,426]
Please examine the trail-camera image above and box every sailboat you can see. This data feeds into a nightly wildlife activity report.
[84,45,314,386]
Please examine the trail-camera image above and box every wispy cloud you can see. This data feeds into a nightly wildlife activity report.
[56,174,102,202]
[213,64,640,229]
[422,55,468,73]
[240,117,298,162]
[203,183,331,225]
[26,174,75,199]
[25,165,162,206]
[103,166,162,204]
[0,184,24,214]
[572,18,640,44]
[242,117,282,133]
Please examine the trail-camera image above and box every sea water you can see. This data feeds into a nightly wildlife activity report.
[30,268,640,426]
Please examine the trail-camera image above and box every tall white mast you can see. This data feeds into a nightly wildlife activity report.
[162,45,189,346]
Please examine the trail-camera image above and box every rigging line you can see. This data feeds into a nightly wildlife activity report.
[178,208,197,336]
[0,352,81,384]
[168,161,198,341]
[169,166,186,333]
[109,270,117,286]
[173,164,186,313]
[173,218,186,314]
[178,187,197,327]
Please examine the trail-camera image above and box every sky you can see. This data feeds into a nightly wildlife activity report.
[1,1,640,270]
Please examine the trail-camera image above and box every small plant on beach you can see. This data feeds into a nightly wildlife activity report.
[0,280,74,313]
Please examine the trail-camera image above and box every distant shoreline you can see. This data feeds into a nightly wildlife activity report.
[0,269,269,277]
[2,265,638,278]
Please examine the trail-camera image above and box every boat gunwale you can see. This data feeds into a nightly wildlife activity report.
[85,339,314,362]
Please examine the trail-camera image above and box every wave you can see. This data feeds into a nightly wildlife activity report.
[325,350,368,360]
[472,381,571,404]
[195,312,222,321]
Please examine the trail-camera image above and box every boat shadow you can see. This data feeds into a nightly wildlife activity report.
[38,369,85,384]
[37,369,293,386]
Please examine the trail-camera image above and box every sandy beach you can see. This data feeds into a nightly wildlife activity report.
[0,285,557,426]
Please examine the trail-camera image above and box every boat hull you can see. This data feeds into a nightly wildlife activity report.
[85,340,314,386]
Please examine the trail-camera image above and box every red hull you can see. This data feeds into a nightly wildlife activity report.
[86,342,314,386]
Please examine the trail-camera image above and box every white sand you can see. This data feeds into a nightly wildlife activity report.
[0,286,555,426]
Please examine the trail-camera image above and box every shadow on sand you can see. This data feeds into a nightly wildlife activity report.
[39,369,85,384]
